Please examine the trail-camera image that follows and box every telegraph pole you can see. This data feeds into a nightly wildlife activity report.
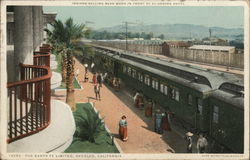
[122,21,138,51]
[125,22,128,50]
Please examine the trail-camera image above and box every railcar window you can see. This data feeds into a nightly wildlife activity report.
[128,67,132,76]
[138,72,143,82]
[123,65,127,73]
[213,105,219,124]
[197,98,203,115]
[152,78,159,90]
[188,94,193,105]
[160,83,164,93]
[175,89,180,101]
[164,85,168,95]
[160,82,168,95]
[132,69,136,78]
[144,74,150,86]
[155,81,159,90]
[170,87,179,101]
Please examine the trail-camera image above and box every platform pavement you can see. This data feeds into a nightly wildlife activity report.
[52,58,195,153]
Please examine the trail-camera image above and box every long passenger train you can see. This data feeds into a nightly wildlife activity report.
[89,45,244,153]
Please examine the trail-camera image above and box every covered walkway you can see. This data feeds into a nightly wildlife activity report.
[52,58,188,153]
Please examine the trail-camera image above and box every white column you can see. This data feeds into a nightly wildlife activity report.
[33,6,42,51]
[13,6,33,80]
[40,8,44,44]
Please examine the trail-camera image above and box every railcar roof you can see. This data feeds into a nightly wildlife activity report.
[211,90,244,110]
[122,57,212,92]
[93,45,243,91]
[122,51,243,89]
[97,50,212,92]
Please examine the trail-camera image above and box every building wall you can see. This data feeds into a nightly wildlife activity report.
[169,47,244,68]
[95,41,163,55]
[95,41,244,69]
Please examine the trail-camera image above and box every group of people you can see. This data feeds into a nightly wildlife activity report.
[186,132,208,153]
[106,74,120,91]
[133,91,172,133]
[79,62,209,153]
[154,109,171,134]
[81,62,104,100]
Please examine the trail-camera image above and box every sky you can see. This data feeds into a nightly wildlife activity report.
[43,6,244,30]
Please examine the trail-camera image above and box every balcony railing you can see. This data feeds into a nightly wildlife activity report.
[7,49,52,143]
[34,51,50,67]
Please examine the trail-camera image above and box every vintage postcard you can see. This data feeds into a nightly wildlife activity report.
[0,0,249,160]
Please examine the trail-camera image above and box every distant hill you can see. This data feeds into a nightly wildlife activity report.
[97,24,243,40]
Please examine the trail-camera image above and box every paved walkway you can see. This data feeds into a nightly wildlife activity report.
[52,58,187,153]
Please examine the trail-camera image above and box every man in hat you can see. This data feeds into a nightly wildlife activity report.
[186,132,193,153]
[197,133,208,153]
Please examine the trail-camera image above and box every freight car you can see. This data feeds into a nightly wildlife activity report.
[91,45,244,153]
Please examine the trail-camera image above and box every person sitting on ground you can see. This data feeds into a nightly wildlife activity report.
[197,133,208,153]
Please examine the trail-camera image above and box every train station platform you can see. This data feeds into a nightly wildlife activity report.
[52,58,190,153]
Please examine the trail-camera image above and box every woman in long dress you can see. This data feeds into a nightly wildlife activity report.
[119,115,128,141]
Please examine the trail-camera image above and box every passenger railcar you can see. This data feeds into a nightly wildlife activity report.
[92,45,244,153]
[209,83,244,153]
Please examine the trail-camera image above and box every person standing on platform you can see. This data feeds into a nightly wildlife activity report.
[97,73,102,87]
[84,72,89,82]
[92,72,97,84]
[84,63,88,73]
[197,133,208,153]
[185,132,194,153]
[161,112,171,131]
[154,109,164,134]
[119,115,128,141]
[94,84,101,100]
[135,91,144,108]
[145,99,153,117]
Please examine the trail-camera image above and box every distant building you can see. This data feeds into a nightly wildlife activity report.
[151,38,161,41]
[165,41,192,48]
[200,37,229,46]
[189,45,236,54]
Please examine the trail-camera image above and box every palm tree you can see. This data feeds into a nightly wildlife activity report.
[46,18,90,110]
[45,20,67,83]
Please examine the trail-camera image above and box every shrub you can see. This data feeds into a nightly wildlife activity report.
[74,106,104,143]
